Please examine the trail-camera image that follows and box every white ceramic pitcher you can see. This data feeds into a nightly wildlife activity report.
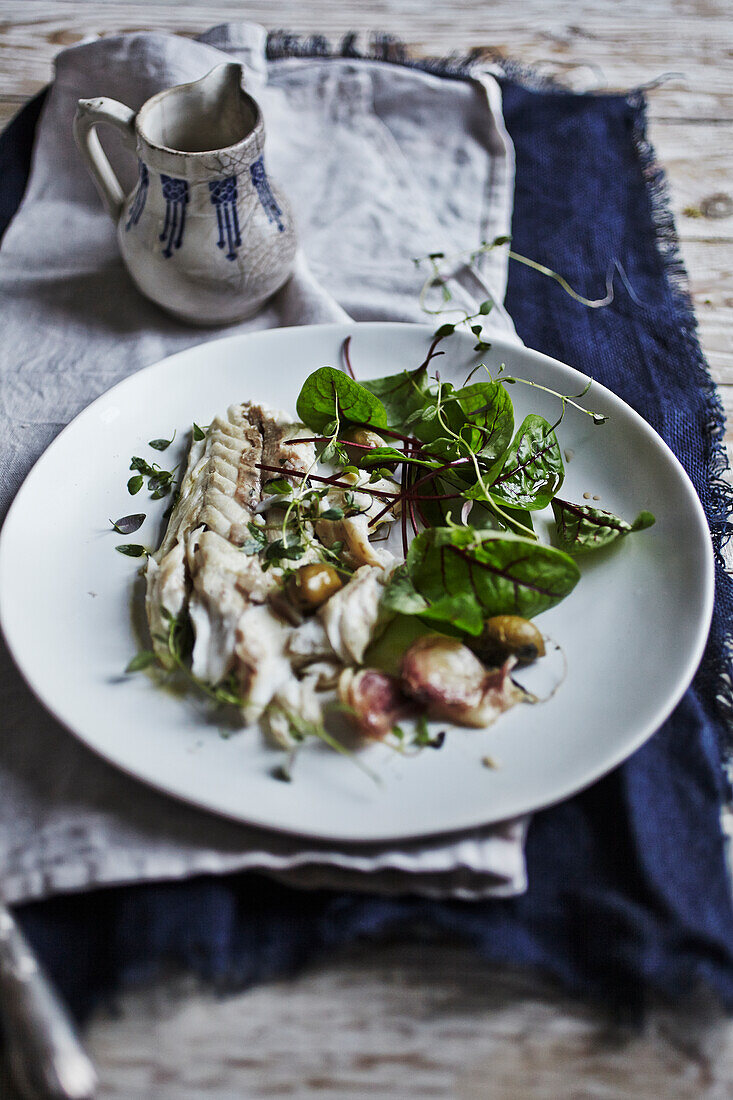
[73,63,298,326]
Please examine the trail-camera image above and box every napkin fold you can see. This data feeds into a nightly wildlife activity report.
[0,23,525,902]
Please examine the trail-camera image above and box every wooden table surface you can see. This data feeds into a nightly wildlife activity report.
[1,2,731,1097]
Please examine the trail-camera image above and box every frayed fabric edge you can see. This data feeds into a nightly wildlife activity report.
[627,90,733,747]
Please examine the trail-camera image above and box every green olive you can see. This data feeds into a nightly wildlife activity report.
[285,563,343,611]
[342,427,388,466]
[472,615,546,666]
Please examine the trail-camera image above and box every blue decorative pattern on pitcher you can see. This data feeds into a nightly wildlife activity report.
[249,156,285,232]
[125,161,149,230]
[159,175,189,257]
[208,177,242,260]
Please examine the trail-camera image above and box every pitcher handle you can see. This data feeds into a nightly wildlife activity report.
[73,97,137,221]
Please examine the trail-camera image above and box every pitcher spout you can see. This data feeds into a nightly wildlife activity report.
[137,62,257,155]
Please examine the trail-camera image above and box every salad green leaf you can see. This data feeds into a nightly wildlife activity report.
[362,366,430,426]
[415,381,514,466]
[382,526,580,634]
[489,414,564,510]
[552,499,655,554]
[296,367,389,433]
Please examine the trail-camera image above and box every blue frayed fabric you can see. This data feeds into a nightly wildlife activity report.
[4,65,733,1022]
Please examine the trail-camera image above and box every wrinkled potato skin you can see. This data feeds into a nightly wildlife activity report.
[473,615,545,666]
[400,634,520,728]
[339,667,410,740]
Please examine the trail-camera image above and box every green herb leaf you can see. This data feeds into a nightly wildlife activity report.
[320,439,337,463]
[192,423,206,441]
[416,381,515,467]
[414,718,446,749]
[127,475,144,495]
[130,456,156,476]
[551,499,655,555]
[296,367,389,433]
[382,526,580,633]
[478,300,493,315]
[380,564,430,616]
[125,651,158,673]
[320,506,345,521]
[110,513,145,535]
[264,477,293,495]
[115,543,148,558]
[414,715,431,744]
[361,365,430,427]
[148,431,175,451]
[489,414,564,510]
[433,322,455,340]
[360,446,434,471]
[264,539,306,565]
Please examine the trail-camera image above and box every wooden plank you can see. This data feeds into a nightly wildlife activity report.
[0,1,730,122]
[681,239,733,396]
[68,946,733,1098]
[0,4,731,1098]
[0,99,17,127]
[649,121,733,243]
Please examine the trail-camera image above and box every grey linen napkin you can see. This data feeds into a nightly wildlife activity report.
[0,22,527,903]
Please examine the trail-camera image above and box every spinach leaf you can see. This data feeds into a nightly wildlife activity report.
[415,381,514,466]
[489,414,564,510]
[382,526,580,634]
[467,501,535,535]
[296,367,388,433]
[552,499,655,555]
[362,366,430,426]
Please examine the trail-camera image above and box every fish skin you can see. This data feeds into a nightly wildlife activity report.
[145,403,315,710]
[145,406,266,663]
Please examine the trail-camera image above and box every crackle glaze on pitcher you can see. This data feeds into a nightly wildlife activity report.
[73,63,297,326]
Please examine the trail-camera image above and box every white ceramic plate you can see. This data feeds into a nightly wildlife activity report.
[0,323,714,841]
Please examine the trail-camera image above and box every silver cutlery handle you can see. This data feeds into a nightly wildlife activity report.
[0,906,97,1099]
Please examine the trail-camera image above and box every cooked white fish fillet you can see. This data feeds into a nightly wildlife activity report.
[234,604,294,724]
[264,673,326,749]
[145,402,313,696]
[144,543,186,668]
[315,471,398,568]
[318,562,394,665]
[145,397,404,731]
[146,404,264,664]
[186,527,276,684]
[285,617,335,667]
